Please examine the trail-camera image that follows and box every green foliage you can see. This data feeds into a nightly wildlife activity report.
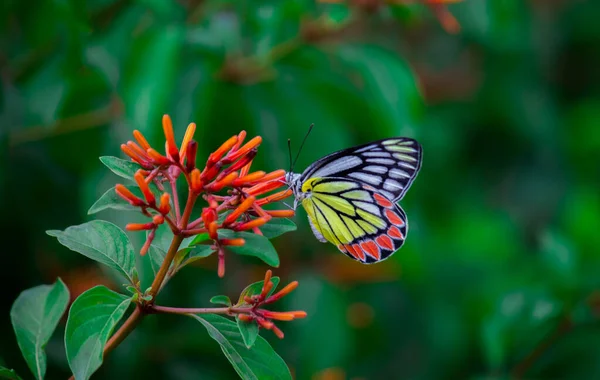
[218,230,280,267]
[99,157,142,181]
[210,295,232,307]
[191,314,292,380]
[47,221,136,284]
[259,219,297,239]
[0,367,23,380]
[65,286,132,380]
[10,280,69,380]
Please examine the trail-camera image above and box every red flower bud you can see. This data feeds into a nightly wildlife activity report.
[185,140,198,172]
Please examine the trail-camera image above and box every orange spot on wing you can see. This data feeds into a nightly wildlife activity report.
[373,193,393,208]
[375,235,394,251]
[361,240,381,260]
[338,245,347,253]
[352,244,366,261]
[345,244,362,261]
[385,209,404,226]
[388,226,404,239]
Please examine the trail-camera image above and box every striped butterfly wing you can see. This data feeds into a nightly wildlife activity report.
[301,177,408,264]
[299,138,422,202]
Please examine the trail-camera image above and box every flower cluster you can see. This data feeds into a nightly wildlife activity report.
[234,270,307,339]
[116,115,294,277]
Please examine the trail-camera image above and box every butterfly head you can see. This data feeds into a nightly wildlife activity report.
[284,172,305,210]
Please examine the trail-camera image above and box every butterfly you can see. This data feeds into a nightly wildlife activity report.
[285,137,422,264]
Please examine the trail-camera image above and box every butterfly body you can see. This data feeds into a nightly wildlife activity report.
[286,137,422,264]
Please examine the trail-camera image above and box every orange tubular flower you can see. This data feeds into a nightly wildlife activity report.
[224,196,256,225]
[158,193,171,214]
[206,172,238,192]
[115,184,145,206]
[232,271,307,339]
[118,115,294,272]
[220,238,245,246]
[133,130,151,150]
[223,136,262,164]
[179,123,197,164]
[162,115,179,161]
[235,216,271,231]
[134,170,155,205]
[208,135,238,167]
[232,171,265,187]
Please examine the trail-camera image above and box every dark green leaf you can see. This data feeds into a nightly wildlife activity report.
[236,277,280,307]
[260,218,297,239]
[10,279,69,380]
[47,221,136,284]
[191,314,291,380]
[236,316,259,349]
[218,230,279,267]
[0,367,23,380]
[99,156,141,180]
[210,295,232,307]
[65,286,132,380]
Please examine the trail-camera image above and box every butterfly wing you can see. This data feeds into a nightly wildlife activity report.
[299,138,422,202]
[300,178,408,264]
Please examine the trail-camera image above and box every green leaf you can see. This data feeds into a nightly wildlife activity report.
[88,184,163,215]
[210,295,232,307]
[175,245,215,269]
[189,232,210,246]
[87,186,137,214]
[236,316,259,349]
[10,279,69,380]
[47,221,136,284]
[191,314,292,380]
[260,218,297,239]
[99,156,141,180]
[0,367,23,380]
[65,286,132,380]
[218,230,279,267]
[236,277,280,307]
[147,244,167,278]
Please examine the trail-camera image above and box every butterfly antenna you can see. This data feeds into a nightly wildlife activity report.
[287,138,293,174]
[291,123,314,172]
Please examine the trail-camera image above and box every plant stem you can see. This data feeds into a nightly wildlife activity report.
[151,305,253,315]
[151,305,231,315]
[103,305,144,356]
[170,179,181,222]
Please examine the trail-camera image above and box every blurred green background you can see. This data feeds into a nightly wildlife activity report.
[2,0,600,379]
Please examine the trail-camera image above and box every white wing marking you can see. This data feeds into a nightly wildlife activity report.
[366,158,395,165]
[311,156,362,178]
[348,172,382,185]
[363,165,387,174]
[354,201,381,216]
